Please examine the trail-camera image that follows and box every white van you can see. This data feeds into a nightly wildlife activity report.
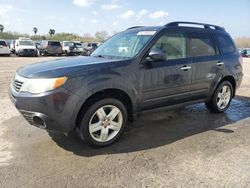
[15,38,38,57]
[0,40,11,56]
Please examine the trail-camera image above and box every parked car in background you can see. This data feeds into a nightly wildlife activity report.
[39,40,62,56]
[82,42,98,56]
[242,49,250,57]
[35,42,41,49]
[238,49,243,56]
[62,41,82,55]
[15,38,38,57]
[70,42,83,55]
[62,41,71,55]
[10,22,243,147]
[10,40,16,53]
[0,40,11,56]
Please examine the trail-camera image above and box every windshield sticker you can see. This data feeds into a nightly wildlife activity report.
[137,31,156,36]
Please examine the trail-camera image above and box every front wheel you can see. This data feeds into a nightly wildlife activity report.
[205,81,233,113]
[79,98,127,147]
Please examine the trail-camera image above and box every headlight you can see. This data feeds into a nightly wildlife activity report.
[20,77,67,94]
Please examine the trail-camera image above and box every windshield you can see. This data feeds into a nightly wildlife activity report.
[91,30,156,59]
[75,43,82,48]
[64,42,70,46]
[19,40,35,46]
[48,41,61,46]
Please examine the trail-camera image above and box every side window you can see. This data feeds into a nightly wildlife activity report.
[151,32,187,60]
[216,34,235,54]
[190,33,216,57]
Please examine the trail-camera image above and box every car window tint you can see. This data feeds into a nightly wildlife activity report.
[48,41,61,46]
[92,43,98,48]
[0,41,6,46]
[190,33,216,57]
[64,42,70,46]
[216,34,235,54]
[152,33,187,60]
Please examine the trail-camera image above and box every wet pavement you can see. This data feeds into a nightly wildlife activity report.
[0,57,250,187]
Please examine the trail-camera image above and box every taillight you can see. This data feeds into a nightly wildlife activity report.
[239,56,243,65]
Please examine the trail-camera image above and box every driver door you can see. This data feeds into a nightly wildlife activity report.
[138,31,193,111]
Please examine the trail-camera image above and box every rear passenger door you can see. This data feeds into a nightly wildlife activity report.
[188,32,221,99]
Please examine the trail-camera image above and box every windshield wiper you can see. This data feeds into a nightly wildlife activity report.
[92,54,106,58]
[92,55,116,59]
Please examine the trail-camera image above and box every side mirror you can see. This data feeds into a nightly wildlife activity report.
[148,48,166,61]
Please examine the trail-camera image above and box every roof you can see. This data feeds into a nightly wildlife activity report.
[126,21,226,33]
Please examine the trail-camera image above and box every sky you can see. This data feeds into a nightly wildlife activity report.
[0,0,250,37]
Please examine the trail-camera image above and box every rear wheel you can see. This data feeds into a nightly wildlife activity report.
[205,81,233,113]
[79,98,127,147]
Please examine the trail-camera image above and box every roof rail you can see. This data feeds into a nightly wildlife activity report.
[165,21,225,31]
[127,26,144,30]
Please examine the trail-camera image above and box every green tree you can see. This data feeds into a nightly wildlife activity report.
[0,24,4,33]
[95,31,109,42]
[33,27,38,35]
[49,29,55,36]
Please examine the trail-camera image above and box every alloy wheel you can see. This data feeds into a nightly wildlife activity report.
[216,85,231,110]
[88,105,123,142]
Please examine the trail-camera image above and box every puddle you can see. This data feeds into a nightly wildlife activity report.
[225,99,250,122]
[185,98,250,123]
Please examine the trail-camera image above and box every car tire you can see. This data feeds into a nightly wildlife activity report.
[205,81,233,113]
[79,98,128,147]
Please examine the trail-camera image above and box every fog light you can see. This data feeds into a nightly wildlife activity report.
[33,116,46,129]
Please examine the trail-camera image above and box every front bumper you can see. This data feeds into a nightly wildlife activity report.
[46,49,62,55]
[68,48,82,54]
[9,86,83,133]
[18,50,37,56]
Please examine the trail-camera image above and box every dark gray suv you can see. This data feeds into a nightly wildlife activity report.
[10,22,243,147]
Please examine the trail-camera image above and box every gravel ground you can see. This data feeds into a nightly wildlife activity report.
[0,56,250,188]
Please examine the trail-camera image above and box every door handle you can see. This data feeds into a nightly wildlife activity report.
[180,66,192,71]
[217,61,224,66]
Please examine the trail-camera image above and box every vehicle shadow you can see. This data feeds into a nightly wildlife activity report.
[48,95,250,157]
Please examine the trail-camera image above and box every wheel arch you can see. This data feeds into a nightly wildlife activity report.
[217,75,236,97]
[75,88,135,129]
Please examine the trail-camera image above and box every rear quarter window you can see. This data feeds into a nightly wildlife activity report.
[189,33,216,57]
[216,34,235,54]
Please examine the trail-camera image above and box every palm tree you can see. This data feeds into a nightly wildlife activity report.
[0,24,4,33]
[33,27,38,35]
[49,29,55,36]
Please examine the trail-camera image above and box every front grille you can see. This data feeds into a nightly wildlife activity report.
[13,80,23,92]
[23,49,35,52]
[11,73,26,93]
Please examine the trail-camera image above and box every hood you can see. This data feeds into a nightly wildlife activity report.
[17,56,120,78]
